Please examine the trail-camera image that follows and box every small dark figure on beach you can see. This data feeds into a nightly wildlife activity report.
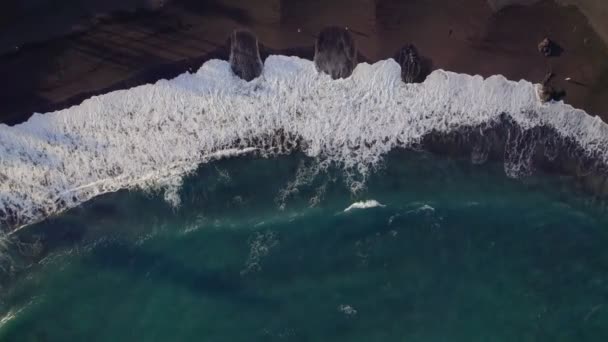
[229,29,263,81]
[396,44,422,83]
[537,37,562,57]
[314,26,357,79]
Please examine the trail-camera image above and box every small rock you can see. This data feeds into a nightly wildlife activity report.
[314,26,357,79]
[538,37,554,57]
[537,71,566,103]
[537,71,555,103]
[396,44,422,83]
[537,84,554,103]
[229,29,263,82]
[538,38,551,56]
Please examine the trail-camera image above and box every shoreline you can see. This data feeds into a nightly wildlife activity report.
[2,0,608,125]
[2,56,608,233]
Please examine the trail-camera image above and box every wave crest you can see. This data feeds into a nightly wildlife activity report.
[344,200,386,212]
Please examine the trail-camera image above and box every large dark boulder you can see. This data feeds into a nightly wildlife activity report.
[229,29,263,81]
[314,26,357,79]
[396,44,422,83]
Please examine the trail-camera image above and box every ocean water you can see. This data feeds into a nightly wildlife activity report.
[1,151,608,341]
[2,55,608,341]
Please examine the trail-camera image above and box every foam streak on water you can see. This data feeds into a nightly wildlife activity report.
[1,56,607,230]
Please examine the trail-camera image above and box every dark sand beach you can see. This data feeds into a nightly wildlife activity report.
[1,0,608,124]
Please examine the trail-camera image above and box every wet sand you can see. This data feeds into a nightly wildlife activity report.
[1,0,608,125]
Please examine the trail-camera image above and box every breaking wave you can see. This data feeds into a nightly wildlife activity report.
[1,55,608,230]
[344,200,385,212]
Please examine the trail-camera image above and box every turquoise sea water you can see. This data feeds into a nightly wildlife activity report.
[1,151,608,341]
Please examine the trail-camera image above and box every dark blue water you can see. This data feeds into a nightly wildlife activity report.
[1,151,608,341]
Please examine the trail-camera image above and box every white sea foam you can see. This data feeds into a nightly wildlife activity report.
[1,55,608,230]
[0,299,35,331]
[344,200,386,212]
[0,309,18,330]
[408,204,435,213]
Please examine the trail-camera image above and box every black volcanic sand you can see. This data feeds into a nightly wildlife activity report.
[1,0,608,125]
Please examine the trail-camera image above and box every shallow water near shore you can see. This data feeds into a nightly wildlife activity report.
[1,151,608,341]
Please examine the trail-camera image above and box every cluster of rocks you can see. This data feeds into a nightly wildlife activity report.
[227,28,565,108]
[228,26,426,84]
